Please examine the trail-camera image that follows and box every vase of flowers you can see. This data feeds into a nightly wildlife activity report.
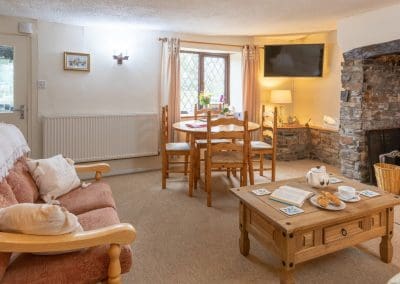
[199,92,211,108]
[221,104,230,116]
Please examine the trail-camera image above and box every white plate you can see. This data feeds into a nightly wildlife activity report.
[310,195,346,211]
[334,192,361,203]
[329,177,343,184]
[252,188,271,196]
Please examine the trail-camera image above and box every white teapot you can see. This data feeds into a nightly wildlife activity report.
[306,166,330,188]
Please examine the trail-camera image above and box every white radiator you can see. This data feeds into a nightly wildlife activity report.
[42,113,159,162]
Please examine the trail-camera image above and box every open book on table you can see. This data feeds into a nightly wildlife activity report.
[270,185,314,207]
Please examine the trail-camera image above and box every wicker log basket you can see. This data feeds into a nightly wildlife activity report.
[374,163,400,195]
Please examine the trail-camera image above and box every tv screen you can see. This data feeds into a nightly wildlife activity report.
[264,44,324,77]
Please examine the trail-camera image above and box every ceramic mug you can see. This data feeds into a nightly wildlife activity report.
[338,186,357,200]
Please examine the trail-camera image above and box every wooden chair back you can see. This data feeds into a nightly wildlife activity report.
[161,105,169,148]
[194,103,222,120]
[261,105,277,149]
[206,111,249,163]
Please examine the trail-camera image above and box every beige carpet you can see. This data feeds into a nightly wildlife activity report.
[105,160,400,284]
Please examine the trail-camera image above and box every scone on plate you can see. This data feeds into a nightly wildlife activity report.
[317,196,329,207]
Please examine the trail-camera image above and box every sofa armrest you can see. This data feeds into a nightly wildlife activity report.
[75,163,111,180]
[0,223,135,253]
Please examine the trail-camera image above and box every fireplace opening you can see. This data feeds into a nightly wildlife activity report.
[366,128,400,184]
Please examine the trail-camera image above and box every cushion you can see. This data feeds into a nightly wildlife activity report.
[77,207,120,231]
[26,155,81,204]
[236,140,272,150]
[0,203,82,235]
[210,152,244,164]
[0,180,18,281]
[2,244,132,284]
[196,139,231,145]
[166,142,190,152]
[57,182,116,215]
[6,159,39,203]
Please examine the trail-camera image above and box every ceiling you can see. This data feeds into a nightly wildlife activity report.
[0,0,398,35]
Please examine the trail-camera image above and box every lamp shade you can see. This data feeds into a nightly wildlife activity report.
[270,90,292,104]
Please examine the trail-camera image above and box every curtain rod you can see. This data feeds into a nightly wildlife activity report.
[158,37,245,48]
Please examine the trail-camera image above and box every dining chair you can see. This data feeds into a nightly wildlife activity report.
[194,103,222,119]
[204,111,250,207]
[247,105,278,184]
[161,105,193,191]
[193,103,230,188]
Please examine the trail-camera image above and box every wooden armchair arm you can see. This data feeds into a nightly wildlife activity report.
[0,223,135,253]
[75,163,111,180]
[0,223,136,284]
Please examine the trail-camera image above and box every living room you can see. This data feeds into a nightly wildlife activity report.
[0,0,399,283]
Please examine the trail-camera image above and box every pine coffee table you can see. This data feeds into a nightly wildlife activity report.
[230,176,400,284]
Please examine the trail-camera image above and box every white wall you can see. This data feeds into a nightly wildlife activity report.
[38,23,161,115]
[37,22,251,117]
[34,21,251,171]
[338,3,400,52]
[254,31,342,128]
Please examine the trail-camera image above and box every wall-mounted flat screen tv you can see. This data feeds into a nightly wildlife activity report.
[264,44,324,77]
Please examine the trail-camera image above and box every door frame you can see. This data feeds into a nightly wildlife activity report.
[0,16,39,157]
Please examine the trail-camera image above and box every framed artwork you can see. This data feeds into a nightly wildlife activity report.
[64,52,90,72]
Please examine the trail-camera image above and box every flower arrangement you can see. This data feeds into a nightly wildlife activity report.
[221,104,230,115]
[199,92,211,107]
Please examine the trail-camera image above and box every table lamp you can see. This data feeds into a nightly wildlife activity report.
[270,90,292,125]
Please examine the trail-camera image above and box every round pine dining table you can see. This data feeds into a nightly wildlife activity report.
[173,119,260,196]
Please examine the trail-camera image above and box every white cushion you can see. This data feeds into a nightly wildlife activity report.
[196,139,231,144]
[210,152,243,163]
[250,141,272,149]
[237,140,272,150]
[166,142,190,152]
[0,203,82,235]
[26,155,81,204]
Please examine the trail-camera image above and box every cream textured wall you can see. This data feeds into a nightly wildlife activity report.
[35,21,250,171]
[254,31,342,128]
[337,3,400,52]
[38,22,160,115]
[37,22,251,116]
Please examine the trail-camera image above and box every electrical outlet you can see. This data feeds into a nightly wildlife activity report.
[37,80,46,89]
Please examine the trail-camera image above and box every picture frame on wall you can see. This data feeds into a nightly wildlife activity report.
[64,52,90,72]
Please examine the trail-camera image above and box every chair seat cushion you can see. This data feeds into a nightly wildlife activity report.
[210,152,243,164]
[77,207,120,231]
[166,142,190,152]
[2,207,132,284]
[57,182,116,215]
[3,244,132,284]
[237,140,272,150]
[196,139,231,145]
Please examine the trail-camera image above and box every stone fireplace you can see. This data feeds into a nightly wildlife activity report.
[340,39,400,182]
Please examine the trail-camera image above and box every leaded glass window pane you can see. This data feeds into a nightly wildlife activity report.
[180,52,199,114]
[204,56,226,104]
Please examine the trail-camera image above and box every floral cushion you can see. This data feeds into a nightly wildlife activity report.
[0,180,18,281]
[6,159,39,203]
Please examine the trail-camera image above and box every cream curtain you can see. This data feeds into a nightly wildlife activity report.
[242,45,260,125]
[160,38,181,142]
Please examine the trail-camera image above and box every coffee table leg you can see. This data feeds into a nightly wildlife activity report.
[239,229,250,256]
[280,269,294,284]
[380,207,394,263]
[281,231,296,284]
[239,202,250,256]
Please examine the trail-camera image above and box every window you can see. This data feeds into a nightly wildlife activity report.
[180,51,229,115]
[0,45,14,112]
